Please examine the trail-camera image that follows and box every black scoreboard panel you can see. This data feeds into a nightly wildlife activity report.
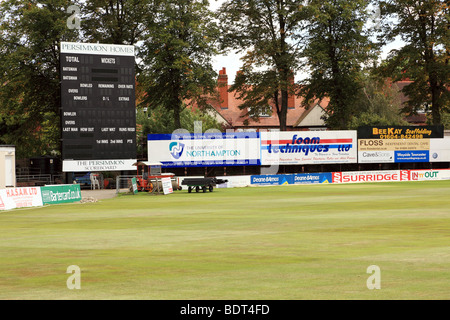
[60,52,136,161]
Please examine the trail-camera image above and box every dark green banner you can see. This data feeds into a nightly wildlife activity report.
[41,184,82,205]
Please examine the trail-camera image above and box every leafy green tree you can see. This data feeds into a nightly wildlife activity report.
[377,0,449,125]
[299,0,377,129]
[440,112,450,129]
[79,0,150,45]
[138,0,220,129]
[0,0,78,158]
[349,72,410,129]
[136,105,224,158]
[217,0,306,131]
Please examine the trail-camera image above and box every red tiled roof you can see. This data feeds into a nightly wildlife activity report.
[202,67,326,130]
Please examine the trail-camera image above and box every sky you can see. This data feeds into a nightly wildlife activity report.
[208,0,404,84]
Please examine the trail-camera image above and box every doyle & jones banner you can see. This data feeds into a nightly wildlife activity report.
[41,184,82,205]
[251,173,332,186]
[147,132,261,167]
[0,187,43,210]
[260,131,357,165]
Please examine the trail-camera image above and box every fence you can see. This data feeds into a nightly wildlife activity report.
[16,174,56,186]
[116,175,136,194]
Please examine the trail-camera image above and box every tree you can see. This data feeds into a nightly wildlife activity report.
[79,0,150,45]
[299,0,377,129]
[138,0,219,129]
[377,0,449,125]
[217,0,306,131]
[136,105,224,158]
[349,71,410,128]
[0,0,78,158]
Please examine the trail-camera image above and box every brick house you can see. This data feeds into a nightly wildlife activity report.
[202,67,328,131]
[198,68,429,132]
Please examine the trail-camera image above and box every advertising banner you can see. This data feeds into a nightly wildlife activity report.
[161,177,174,195]
[250,175,293,186]
[332,170,403,184]
[292,173,332,184]
[131,178,138,194]
[250,173,332,186]
[0,187,43,211]
[401,169,450,181]
[148,132,261,167]
[358,139,430,163]
[40,184,82,205]
[260,131,357,165]
[357,125,444,139]
[429,137,450,162]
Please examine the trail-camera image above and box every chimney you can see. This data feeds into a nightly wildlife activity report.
[218,67,228,109]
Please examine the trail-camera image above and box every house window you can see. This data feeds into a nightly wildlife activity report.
[249,105,272,118]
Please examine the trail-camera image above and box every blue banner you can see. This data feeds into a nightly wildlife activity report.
[292,173,332,184]
[250,175,293,186]
[250,173,332,186]
[394,150,429,163]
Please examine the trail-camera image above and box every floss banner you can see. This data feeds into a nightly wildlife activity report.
[260,131,357,165]
[147,132,261,167]
[358,139,430,163]
[0,187,43,211]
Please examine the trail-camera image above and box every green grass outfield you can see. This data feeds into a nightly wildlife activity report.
[0,180,449,300]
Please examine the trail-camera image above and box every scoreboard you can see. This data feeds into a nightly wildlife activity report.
[60,42,137,172]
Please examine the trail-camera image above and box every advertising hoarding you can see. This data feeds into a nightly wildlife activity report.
[260,131,357,165]
[40,184,82,205]
[161,177,174,195]
[332,170,403,184]
[0,187,43,211]
[250,173,332,186]
[358,139,431,163]
[429,137,450,162]
[401,169,450,181]
[147,132,261,167]
[357,125,444,139]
